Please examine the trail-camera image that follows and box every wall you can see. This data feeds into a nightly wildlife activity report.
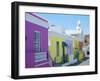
[49,31,65,63]
[25,13,49,68]
[25,21,49,68]
[0,0,99,81]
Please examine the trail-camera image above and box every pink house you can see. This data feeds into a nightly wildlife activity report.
[25,12,52,68]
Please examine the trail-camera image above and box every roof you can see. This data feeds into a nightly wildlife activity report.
[25,12,49,29]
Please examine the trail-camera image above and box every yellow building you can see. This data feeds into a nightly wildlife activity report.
[73,39,84,62]
[48,31,67,64]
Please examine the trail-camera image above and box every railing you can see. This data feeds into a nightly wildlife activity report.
[34,52,47,62]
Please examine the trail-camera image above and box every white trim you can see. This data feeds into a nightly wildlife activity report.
[26,13,49,29]
[34,31,41,52]
[35,62,49,67]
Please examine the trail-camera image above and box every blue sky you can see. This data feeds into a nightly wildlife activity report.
[35,13,90,34]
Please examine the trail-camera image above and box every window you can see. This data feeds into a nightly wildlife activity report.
[34,31,41,52]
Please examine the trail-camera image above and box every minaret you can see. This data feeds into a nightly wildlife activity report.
[76,20,81,32]
[76,20,83,41]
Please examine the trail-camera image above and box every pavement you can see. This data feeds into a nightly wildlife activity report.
[62,59,78,66]
[61,58,89,66]
[79,59,89,66]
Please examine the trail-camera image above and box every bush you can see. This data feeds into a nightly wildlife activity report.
[78,51,85,62]
[74,48,79,59]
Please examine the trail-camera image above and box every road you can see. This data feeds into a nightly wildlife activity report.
[79,59,89,65]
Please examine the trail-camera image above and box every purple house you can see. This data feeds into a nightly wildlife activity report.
[66,40,73,55]
[25,12,52,68]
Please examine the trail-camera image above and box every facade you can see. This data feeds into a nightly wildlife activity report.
[84,35,90,46]
[65,20,85,62]
[83,35,90,57]
[66,39,73,62]
[73,39,84,62]
[25,12,52,68]
[48,31,66,64]
[48,25,78,65]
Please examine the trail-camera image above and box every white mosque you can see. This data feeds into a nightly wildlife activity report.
[65,20,84,41]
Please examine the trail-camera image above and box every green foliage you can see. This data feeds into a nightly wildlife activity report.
[78,51,85,62]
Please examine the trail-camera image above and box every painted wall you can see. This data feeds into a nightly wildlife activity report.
[25,13,51,68]
[66,40,73,55]
[73,39,80,49]
[73,40,85,62]
[48,31,68,64]
[66,40,73,62]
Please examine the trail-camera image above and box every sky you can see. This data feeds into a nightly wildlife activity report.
[34,13,90,34]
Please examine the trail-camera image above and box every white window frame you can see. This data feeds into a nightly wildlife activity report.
[34,31,41,52]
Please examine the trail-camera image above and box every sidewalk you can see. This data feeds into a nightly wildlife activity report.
[79,59,89,65]
[62,58,89,66]
[62,59,78,66]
